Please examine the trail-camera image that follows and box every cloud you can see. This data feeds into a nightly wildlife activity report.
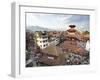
[26,13,90,31]
[68,15,89,23]
[64,15,90,31]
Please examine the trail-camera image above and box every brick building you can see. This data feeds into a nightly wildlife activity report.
[39,44,65,65]
[60,25,86,56]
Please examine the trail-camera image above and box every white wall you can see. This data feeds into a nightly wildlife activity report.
[0,0,100,80]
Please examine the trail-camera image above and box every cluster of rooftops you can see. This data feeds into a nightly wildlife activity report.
[31,25,90,66]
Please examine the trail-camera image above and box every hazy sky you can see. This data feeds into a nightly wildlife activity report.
[26,13,90,31]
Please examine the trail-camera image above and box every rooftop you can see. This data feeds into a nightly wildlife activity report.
[42,44,63,56]
[69,25,76,28]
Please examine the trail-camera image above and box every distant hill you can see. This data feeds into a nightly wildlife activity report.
[26,29,33,32]
[26,26,54,32]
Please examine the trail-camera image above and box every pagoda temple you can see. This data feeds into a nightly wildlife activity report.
[60,25,86,56]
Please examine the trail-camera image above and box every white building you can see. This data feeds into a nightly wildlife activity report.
[85,40,90,51]
[36,37,48,49]
[49,38,60,46]
[34,31,49,49]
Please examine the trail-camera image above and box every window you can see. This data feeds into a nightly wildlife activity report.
[40,45,42,47]
[43,41,45,43]
[43,45,45,47]
[45,40,47,42]
[40,41,42,43]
